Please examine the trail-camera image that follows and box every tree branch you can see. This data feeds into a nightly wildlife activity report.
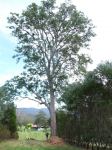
[18,96,50,109]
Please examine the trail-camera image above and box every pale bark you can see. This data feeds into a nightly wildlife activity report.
[49,90,56,136]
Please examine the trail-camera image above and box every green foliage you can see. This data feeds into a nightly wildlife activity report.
[25,123,32,130]
[59,61,112,144]
[56,110,68,137]
[7,0,95,136]
[2,103,18,138]
[17,113,35,126]
[0,124,11,140]
[7,0,95,103]
[35,111,49,128]
[0,85,18,139]
[0,85,14,121]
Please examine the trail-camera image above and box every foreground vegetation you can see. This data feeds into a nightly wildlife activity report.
[0,131,77,150]
[58,62,112,146]
[19,130,46,141]
[0,140,77,150]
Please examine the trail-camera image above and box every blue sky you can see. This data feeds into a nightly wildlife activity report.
[0,0,32,85]
[0,0,112,107]
[0,32,16,72]
[0,31,23,85]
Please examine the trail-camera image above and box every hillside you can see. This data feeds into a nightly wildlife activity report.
[16,107,49,125]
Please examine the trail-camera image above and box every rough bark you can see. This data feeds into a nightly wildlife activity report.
[49,90,56,136]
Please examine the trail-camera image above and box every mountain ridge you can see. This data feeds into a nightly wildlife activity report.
[16,107,49,117]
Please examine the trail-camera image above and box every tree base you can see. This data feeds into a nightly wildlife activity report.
[49,136,64,145]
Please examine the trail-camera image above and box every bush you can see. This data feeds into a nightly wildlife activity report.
[2,104,17,131]
[10,132,19,139]
[0,124,18,140]
[0,125,10,140]
[1,103,18,139]
[56,110,68,138]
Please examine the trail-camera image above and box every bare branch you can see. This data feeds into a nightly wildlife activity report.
[18,96,50,108]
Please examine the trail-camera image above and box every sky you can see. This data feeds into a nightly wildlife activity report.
[0,0,112,108]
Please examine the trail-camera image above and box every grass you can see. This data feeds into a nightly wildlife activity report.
[19,130,46,140]
[0,140,77,150]
[0,130,80,150]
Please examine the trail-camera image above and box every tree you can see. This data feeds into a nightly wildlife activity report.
[2,103,18,138]
[16,110,35,126]
[0,85,18,139]
[0,87,6,121]
[35,111,49,128]
[60,62,112,144]
[0,85,14,122]
[7,0,95,136]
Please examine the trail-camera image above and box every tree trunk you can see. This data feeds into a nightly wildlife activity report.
[49,90,56,137]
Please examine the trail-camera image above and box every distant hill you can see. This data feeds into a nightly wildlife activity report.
[17,107,49,116]
[16,107,50,125]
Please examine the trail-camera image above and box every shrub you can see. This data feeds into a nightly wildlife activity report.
[0,125,10,140]
[2,103,18,139]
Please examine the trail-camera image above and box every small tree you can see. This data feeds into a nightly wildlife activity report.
[0,85,18,139]
[7,0,95,136]
[0,84,15,124]
[2,103,18,138]
[35,111,48,128]
[0,87,6,122]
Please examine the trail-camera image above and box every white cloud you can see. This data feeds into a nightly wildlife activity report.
[71,0,112,70]
[15,97,45,108]
[0,69,22,86]
[0,0,39,39]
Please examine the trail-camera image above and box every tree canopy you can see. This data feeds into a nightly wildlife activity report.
[60,61,112,144]
[0,85,18,139]
[7,0,95,136]
[35,111,49,128]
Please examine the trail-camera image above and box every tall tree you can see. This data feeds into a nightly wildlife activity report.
[7,0,95,136]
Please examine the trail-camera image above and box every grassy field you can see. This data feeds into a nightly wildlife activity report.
[19,130,46,140]
[0,130,80,150]
[0,140,77,150]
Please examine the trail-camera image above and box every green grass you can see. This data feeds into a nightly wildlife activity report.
[0,140,77,150]
[0,130,80,150]
[19,130,46,140]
